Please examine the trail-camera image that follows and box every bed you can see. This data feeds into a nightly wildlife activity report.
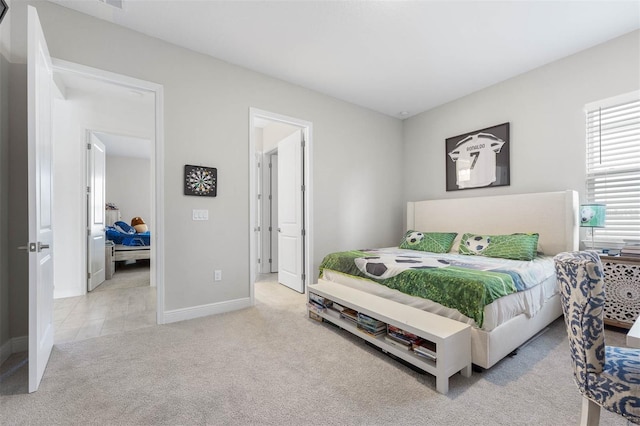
[317,190,579,369]
[106,221,151,262]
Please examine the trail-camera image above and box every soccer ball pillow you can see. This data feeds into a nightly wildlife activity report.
[399,230,458,253]
[458,232,539,261]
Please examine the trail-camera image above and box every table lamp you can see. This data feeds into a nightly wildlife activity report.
[580,204,606,250]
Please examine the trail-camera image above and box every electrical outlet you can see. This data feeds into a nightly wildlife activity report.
[214,270,222,281]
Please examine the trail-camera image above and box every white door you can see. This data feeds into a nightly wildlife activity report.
[277,130,304,293]
[27,6,55,393]
[87,133,106,291]
[270,154,278,273]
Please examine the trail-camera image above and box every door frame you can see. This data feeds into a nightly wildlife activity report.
[267,150,278,273]
[249,108,313,302]
[52,58,167,324]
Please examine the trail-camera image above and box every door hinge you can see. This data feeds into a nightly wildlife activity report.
[87,186,91,194]
[269,162,272,169]
[301,184,305,192]
[302,274,306,282]
[257,162,261,168]
[269,258,272,264]
[268,226,272,232]
[87,272,91,279]
[258,258,261,264]
[87,143,92,150]
[301,229,306,237]
[269,194,272,200]
[258,194,261,200]
[87,229,91,236]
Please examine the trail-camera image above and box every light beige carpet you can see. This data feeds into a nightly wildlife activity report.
[0,279,629,425]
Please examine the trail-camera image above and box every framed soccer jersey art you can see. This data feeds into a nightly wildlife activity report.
[445,122,510,191]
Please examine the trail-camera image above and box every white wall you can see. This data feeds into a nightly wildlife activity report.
[0,0,16,358]
[0,0,11,60]
[106,155,151,230]
[7,61,28,339]
[52,87,154,298]
[25,2,404,314]
[0,51,10,355]
[403,30,640,211]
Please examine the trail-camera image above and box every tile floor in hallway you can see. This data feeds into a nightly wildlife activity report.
[54,261,156,344]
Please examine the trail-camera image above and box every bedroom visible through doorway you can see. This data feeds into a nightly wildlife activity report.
[89,131,153,294]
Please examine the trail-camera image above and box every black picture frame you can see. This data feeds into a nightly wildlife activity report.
[184,165,217,197]
[0,0,7,26]
[445,122,510,192]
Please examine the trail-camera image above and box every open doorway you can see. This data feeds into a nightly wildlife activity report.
[49,60,164,343]
[89,130,152,294]
[249,109,313,302]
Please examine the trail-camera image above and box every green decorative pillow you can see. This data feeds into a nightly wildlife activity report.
[399,231,458,253]
[458,233,539,261]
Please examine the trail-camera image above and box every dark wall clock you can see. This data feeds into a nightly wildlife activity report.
[184,165,217,197]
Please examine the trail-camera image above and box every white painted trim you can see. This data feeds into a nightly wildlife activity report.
[50,58,166,325]
[51,288,81,300]
[585,89,640,111]
[249,108,314,304]
[162,298,252,324]
[154,88,165,321]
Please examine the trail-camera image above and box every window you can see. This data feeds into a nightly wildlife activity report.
[585,90,640,244]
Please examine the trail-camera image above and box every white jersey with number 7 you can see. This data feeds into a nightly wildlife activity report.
[448,133,505,189]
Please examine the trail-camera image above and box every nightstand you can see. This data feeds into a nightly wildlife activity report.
[600,254,640,329]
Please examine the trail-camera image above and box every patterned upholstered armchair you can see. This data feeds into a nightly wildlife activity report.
[554,251,640,425]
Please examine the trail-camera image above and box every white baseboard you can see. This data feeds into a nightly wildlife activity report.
[162,297,252,324]
[0,335,28,366]
[54,288,83,299]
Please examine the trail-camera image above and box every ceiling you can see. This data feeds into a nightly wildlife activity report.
[94,132,151,159]
[48,1,640,118]
[54,71,153,158]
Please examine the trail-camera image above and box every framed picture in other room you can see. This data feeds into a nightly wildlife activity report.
[445,122,510,192]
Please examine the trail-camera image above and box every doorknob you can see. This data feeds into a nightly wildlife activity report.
[38,242,50,251]
[18,243,37,252]
[278,228,281,233]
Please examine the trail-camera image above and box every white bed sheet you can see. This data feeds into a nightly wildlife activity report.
[321,265,558,332]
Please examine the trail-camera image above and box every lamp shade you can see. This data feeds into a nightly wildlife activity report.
[580,204,606,228]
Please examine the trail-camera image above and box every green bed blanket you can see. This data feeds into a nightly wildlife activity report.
[319,249,533,328]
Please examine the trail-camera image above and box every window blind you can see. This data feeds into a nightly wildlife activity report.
[585,91,640,243]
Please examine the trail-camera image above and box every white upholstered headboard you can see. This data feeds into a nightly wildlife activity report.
[406,190,579,255]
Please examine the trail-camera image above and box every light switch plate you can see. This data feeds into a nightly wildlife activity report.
[192,209,209,220]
